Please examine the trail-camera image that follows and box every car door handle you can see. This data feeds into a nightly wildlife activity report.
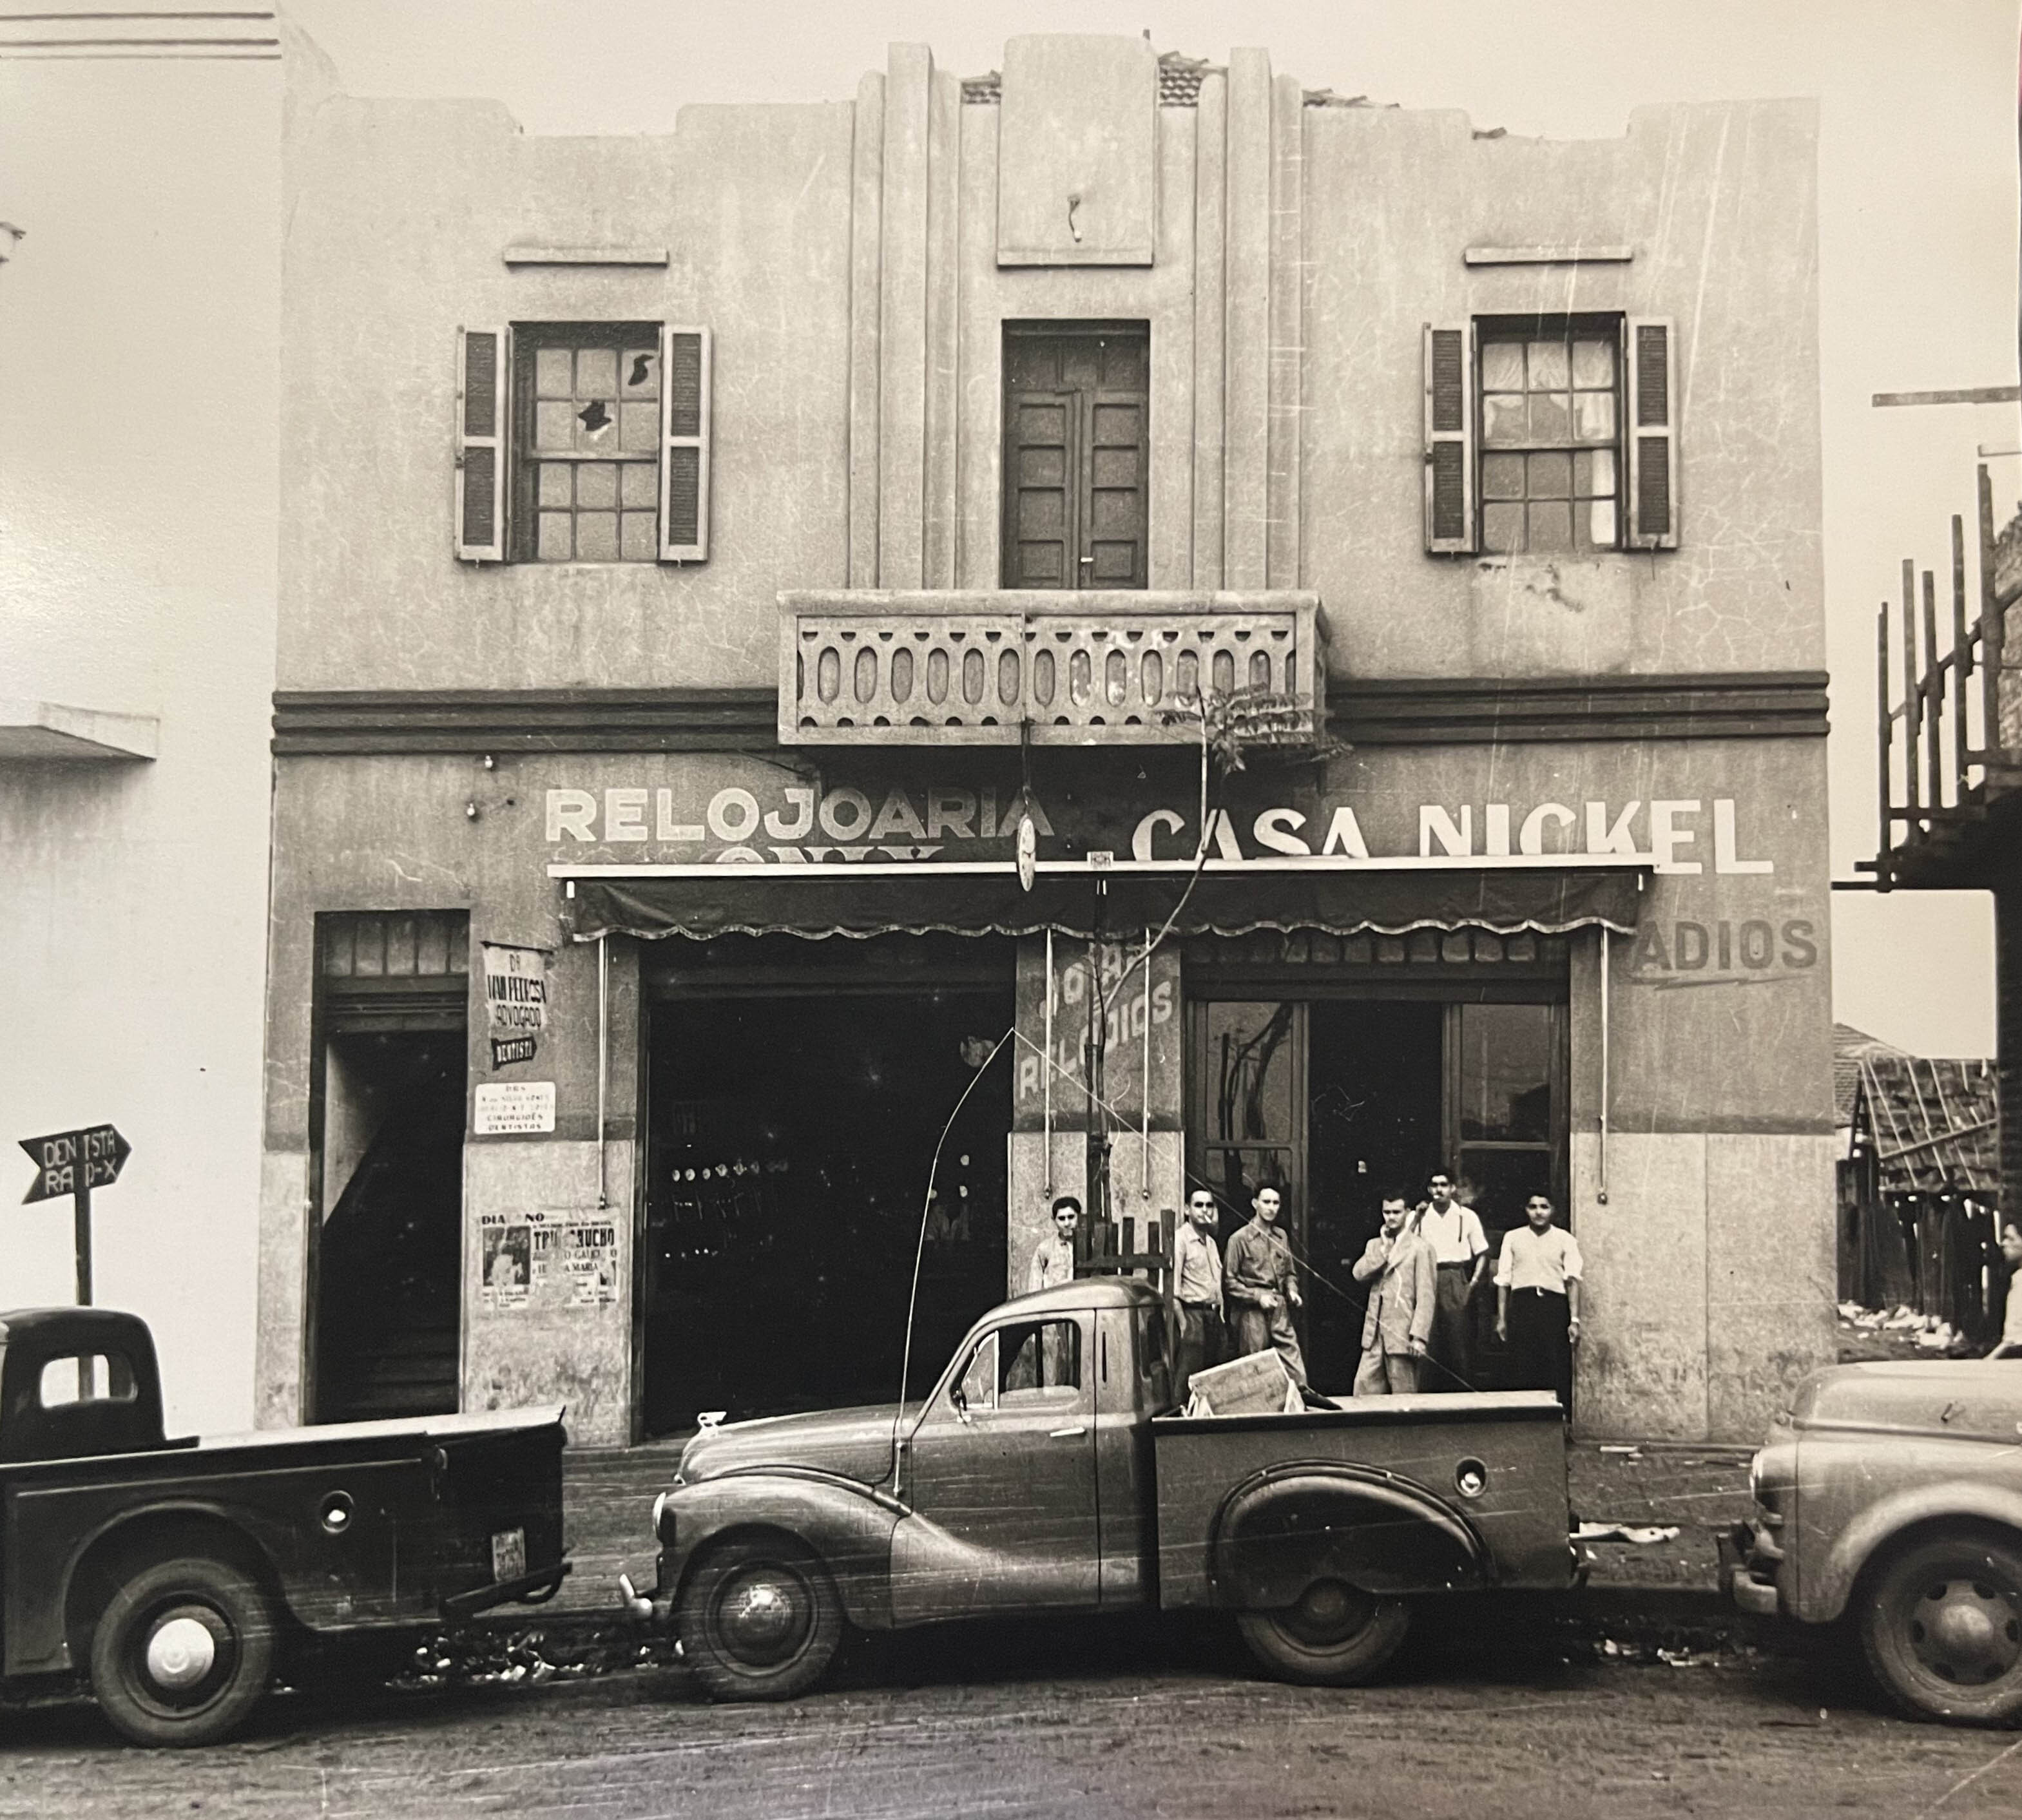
[1049,1424,1088,1439]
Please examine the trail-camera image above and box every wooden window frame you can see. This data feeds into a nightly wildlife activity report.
[1473,312,1626,559]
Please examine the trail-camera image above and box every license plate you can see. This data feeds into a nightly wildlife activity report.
[491,1527,526,1584]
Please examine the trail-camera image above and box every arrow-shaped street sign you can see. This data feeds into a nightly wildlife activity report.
[17,1124,130,1318]
[20,1124,131,1203]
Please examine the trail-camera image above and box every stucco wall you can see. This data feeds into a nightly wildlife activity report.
[1,60,281,1435]
[277,50,1822,693]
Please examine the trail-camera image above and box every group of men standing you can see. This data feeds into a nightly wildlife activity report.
[1119,1169,1584,1408]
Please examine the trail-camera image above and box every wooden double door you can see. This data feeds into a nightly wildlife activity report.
[1186,997,1567,1393]
[1001,324,1149,589]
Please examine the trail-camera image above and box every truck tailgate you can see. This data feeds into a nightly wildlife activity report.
[1152,1391,1571,1607]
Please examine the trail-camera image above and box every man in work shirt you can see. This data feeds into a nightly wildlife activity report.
[1411,1170,1489,1391]
[1351,1192,1437,1395]
[1172,1188,1226,1401]
[1494,1193,1584,1410]
[1224,1183,1306,1386]
[1027,1194,1080,1292]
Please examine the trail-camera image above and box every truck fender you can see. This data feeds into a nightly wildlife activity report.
[51,1500,287,1677]
[1208,1462,1487,1611]
[1809,1481,2022,1624]
[664,1470,902,1632]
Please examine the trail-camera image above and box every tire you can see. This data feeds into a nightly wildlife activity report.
[89,1555,278,1748]
[1235,1579,1412,1686]
[1857,1526,2022,1725]
[676,1537,843,1702]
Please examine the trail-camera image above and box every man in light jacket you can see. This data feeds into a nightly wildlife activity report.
[1351,1192,1438,1395]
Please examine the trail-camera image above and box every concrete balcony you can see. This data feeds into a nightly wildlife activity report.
[778,589,1327,747]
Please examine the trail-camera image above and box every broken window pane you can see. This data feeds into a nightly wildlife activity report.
[621,348,659,397]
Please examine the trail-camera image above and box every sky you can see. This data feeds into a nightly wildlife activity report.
[271,0,2018,1055]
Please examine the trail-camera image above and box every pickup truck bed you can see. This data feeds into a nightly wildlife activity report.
[1153,1392,1575,1609]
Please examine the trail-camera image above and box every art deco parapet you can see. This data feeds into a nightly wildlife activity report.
[778,590,1328,747]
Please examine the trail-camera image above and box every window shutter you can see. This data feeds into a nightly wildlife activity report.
[1423,323,1476,554]
[1626,317,1678,550]
[659,325,712,562]
[454,327,508,562]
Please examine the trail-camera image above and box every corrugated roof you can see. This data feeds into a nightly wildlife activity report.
[1853,1050,2000,1198]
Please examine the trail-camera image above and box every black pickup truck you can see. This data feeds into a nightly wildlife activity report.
[0,1307,570,1745]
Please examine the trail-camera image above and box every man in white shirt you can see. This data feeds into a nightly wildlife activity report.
[1411,1170,1488,1391]
[1171,1189,1226,1401]
[1987,1222,2022,1360]
[1494,1193,1584,1410]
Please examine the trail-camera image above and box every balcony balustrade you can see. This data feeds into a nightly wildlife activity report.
[778,589,1327,747]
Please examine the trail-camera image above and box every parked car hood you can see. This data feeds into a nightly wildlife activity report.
[679,1401,920,1488]
[1793,1360,2022,1442]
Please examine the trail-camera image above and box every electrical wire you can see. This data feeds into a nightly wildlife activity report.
[890,1023,1017,1478]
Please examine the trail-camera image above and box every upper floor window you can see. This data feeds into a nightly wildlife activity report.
[454,322,712,566]
[1423,315,1676,557]
[1002,322,1149,589]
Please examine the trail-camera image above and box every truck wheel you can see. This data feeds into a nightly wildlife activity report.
[90,1556,277,1747]
[1237,1579,1411,1686]
[677,1537,842,1702]
[1858,1526,2022,1725]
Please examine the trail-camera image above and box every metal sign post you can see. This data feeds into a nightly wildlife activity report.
[19,1123,131,1308]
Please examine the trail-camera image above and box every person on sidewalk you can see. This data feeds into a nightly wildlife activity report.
[1411,1169,1488,1391]
[1351,1192,1436,1395]
[1224,1183,1307,1386]
[1494,1193,1584,1409]
[1987,1221,2022,1360]
[1171,1188,1226,1402]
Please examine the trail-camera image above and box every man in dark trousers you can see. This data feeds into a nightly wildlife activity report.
[1171,1187,1225,1402]
[1223,1183,1306,1386]
[1494,1193,1584,1410]
[1410,1169,1488,1391]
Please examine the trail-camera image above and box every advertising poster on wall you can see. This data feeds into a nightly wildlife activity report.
[479,1211,619,1312]
[478,1211,530,1311]
[482,941,550,1069]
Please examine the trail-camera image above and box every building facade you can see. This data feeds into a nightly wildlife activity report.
[258,37,1836,1445]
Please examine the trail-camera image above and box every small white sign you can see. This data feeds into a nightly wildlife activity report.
[474,1081,556,1135]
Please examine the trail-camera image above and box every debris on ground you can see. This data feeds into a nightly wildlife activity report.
[1577,1522,1681,1545]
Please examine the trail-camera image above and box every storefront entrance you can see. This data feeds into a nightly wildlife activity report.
[311,911,470,1423]
[641,937,1014,1433]
[1186,943,1568,1395]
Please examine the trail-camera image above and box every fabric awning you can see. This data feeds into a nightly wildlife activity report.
[561,864,1646,943]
